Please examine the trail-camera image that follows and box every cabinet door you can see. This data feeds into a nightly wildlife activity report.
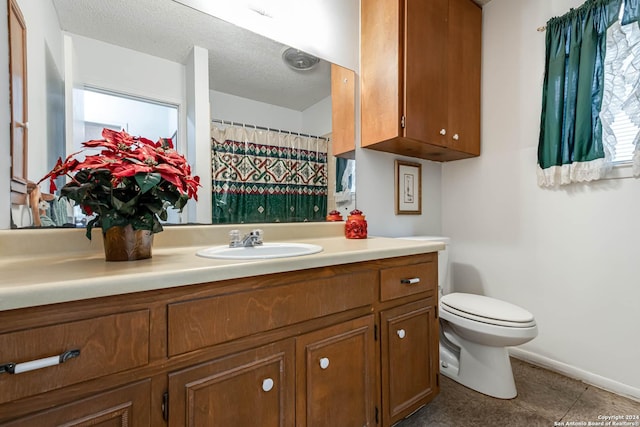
[296,315,376,427]
[168,340,294,427]
[447,0,482,156]
[2,380,151,426]
[360,0,403,147]
[331,64,356,158]
[380,299,439,426]
[404,0,449,146]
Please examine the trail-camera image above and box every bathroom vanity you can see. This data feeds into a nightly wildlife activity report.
[0,224,443,426]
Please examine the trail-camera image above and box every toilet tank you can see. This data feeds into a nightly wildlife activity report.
[396,236,451,295]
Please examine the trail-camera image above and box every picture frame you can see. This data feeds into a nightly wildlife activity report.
[395,160,422,215]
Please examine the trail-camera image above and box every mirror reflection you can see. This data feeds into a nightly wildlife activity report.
[8,0,355,229]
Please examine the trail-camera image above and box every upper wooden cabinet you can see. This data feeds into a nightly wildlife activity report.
[331,63,356,159]
[361,0,482,162]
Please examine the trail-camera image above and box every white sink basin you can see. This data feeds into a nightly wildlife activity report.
[196,242,323,260]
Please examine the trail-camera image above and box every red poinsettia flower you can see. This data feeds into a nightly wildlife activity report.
[38,128,201,240]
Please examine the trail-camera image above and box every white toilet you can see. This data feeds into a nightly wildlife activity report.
[400,236,538,399]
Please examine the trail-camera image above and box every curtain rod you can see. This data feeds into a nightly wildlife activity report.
[211,118,330,142]
[537,25,546,32]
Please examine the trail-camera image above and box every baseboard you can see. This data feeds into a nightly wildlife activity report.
[509,348,640,402]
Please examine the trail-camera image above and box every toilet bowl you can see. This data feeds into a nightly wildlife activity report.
[398,236,538,399]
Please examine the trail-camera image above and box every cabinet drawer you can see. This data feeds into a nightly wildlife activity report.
[168,270,377,356]
[380,257,436,302]
[0,310,150,404]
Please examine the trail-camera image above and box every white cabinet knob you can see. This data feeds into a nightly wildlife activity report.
[262,378,274,392]
[439,129,447,135]
[319,357,330,370]
[397,329,406,339]
[453,134,459,140]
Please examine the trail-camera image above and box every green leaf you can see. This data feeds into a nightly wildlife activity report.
[135,173,161,194]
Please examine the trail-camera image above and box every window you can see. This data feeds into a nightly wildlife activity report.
[603,5,640,165]
[72,88,181,225]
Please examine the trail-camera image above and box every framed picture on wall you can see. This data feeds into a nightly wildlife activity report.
[395,160,422,215]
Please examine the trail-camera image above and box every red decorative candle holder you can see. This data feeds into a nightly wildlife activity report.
[345,209,368,239]
[326,210,344,222]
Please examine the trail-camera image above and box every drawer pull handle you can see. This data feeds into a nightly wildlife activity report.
[397,329,406,339]
[319,357,330,370]
[0,349,80,375]
[400,278,420,285]
[262,378,274,392]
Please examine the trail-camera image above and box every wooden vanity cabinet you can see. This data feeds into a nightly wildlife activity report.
[0,253,439,426]
[361,0,482,162]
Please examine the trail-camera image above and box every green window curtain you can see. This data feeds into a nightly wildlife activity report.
[211,125,328,224]
[538,0,622,186]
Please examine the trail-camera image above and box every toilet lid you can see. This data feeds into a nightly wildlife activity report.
[441,293,535,325]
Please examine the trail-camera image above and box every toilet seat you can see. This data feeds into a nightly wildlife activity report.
[441,293,536,328]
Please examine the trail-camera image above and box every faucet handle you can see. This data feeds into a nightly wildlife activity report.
[250,229,263,245]
[229,229,241,247]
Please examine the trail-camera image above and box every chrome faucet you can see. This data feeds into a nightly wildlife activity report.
[229,229,263,247]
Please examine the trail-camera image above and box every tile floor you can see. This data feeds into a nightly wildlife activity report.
[398,358,640,427]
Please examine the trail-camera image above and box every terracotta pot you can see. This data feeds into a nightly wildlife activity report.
[102,225,153,261]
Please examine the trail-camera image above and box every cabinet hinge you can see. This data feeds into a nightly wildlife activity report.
[401,115,406,128]
[436,373,440,387]
[375,406,379,424]
[374,324,378,341]
[435,305,438,319]
[162,391,169,421]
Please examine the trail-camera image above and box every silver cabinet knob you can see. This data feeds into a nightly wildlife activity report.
[319,357,330,370]
[439,129,447,135]
[453,134,459,140]
[397,329,406,339]
[262,378,274,392]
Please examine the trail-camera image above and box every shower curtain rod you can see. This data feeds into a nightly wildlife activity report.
[211,118,330,142]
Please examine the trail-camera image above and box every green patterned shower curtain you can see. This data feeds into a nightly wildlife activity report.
[211,125,328,223]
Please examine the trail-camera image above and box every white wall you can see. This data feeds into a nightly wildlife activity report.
[210,90,331,137]
[210,90,303,131]
[302,96,332,137]
[358,148,443,237]
[71,34,185,108]
[441,0,640,399]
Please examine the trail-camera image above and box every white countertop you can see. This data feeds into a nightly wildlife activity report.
[0,223,444,311]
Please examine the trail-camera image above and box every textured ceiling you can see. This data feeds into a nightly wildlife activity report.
[52,0,330,111]
[52,0,490,112]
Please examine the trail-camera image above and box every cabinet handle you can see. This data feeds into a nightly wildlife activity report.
[400,278,420,285]
[15,121,29,129]
[319,357,330,370]
[262,378,274,392]
[0,349,80,375]
[453,134,459,141]
[439,129,446,135]
[397,329,406,339]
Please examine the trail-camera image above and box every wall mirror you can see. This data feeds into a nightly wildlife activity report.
[8,0,356,229]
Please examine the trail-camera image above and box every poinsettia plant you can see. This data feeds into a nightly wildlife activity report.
[39,128,200,239]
